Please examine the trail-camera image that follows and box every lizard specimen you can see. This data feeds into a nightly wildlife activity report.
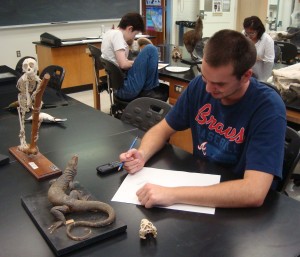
[48,155,116,241]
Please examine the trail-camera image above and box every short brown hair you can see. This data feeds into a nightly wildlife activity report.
[204,29,256,79]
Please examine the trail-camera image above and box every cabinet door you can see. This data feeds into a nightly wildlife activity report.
[36,44,98,89]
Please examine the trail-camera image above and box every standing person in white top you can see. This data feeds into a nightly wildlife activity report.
[243,16,275,63]
[101,12,168,101]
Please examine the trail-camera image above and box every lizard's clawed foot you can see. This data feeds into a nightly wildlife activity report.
[48,221,64,233]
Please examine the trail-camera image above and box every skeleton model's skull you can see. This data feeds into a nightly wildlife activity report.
[22,58,38,76]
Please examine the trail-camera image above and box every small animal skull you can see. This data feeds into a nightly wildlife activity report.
[22,58,38,76]
[139,218,157,239]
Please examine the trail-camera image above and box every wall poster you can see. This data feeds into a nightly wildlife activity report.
[146,0,161,6]
[146,7,163,31]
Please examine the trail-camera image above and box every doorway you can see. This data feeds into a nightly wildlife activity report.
[199,0,237,37]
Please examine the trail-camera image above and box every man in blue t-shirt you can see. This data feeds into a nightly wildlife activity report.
[119,29,286,209]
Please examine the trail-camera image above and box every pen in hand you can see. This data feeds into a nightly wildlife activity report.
[118,136,138,171]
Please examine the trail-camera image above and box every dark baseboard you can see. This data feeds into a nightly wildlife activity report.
[62,84,93,94]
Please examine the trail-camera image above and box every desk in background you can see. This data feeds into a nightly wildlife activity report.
[33,40,101,89]
[34,36,155,111]
[1,88,300,256]
[34,40,101,110]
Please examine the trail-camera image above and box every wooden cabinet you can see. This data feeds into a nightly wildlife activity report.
[169,128,193,154]
[35,42,101,109]
[35,43,99,89]
[286,109,300,125]
[162,76,189,105]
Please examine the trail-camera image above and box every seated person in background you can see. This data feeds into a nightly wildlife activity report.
[101,12,168,101]
[119,29,286,209]
[243,16,275,62]
[287,27,300,49]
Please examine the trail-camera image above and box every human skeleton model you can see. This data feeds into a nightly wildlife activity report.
[16,58,41,153]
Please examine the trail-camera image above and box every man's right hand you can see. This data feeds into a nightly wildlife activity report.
[119,148,145,174]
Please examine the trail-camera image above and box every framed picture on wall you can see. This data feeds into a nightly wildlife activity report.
[212,0,222,13]
[146,0,162,6]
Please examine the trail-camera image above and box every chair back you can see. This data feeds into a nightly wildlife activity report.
[100,57,125,91]
[121,97,172,131]
[277,126,300,192]
[39,65,65,92]
[88,44,104,73]
[87,44,107,95]
[274,41,298,64]
[99,57,129,117]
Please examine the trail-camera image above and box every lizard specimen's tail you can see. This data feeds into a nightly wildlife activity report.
[66,202,116,241]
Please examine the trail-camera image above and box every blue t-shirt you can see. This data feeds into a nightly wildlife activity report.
[166,76,286,182]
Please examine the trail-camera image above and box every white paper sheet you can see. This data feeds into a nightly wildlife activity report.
[112,167,220,215]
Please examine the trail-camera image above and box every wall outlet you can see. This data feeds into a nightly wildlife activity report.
[174,85,184,93]
[16,50,21,57]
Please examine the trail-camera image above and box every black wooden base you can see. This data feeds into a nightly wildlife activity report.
[21,189,127,256]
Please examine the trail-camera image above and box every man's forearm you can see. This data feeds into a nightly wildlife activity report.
[139,120,175,163]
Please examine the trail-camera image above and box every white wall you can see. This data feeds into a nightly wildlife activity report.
[170,0,200,45]
[0,20,117,69]
[277,0,294,30]
[175,0,199,20]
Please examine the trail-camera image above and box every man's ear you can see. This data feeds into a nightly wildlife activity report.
[127,26,133,32]
[241,69,253,82]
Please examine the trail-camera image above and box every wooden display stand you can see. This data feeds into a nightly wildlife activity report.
[9,147,61,180]
[10,73,61,180]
